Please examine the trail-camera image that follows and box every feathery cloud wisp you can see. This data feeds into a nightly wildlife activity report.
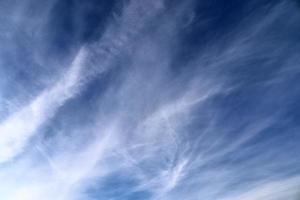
[0,1,300,200]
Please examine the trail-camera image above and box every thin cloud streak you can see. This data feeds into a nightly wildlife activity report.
[0,48,87,163]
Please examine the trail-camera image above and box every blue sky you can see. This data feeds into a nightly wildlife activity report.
[0,0,300,199]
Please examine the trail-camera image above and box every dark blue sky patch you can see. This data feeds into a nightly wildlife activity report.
[86,172,152,200]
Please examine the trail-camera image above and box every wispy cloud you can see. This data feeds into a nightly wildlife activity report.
[0,0,300,200]
[0,47,87,163]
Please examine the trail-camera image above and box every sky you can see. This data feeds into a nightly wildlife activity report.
[0,0,300,199]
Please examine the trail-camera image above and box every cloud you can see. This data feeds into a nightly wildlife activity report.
[0,1,300,200]
[0,48,87,163]
[0,0,165,164]
[220,176,300,200]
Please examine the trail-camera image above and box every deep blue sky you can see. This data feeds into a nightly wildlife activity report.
[0,0,300,200]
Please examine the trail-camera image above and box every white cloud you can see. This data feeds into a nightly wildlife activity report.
[0,47,87,163]
[0,1,299,200]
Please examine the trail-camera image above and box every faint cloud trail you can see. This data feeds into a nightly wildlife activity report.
[0,48,87,163]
